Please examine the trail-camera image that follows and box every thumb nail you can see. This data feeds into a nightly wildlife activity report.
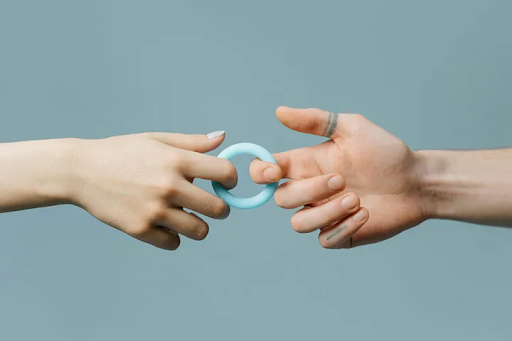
[263,167,278,181]
[207,131,225,139]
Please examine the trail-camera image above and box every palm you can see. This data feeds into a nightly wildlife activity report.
[276,111,425,245]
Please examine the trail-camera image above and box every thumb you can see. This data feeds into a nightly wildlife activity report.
[143,130,226,153]
[276,106,341,138]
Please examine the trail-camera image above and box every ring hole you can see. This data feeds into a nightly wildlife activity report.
[228,154,265,198]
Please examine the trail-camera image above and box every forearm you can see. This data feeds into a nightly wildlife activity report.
[417,149,512,227]
[0,139,76,212]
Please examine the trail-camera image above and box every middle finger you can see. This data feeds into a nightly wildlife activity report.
[274,173,346,209]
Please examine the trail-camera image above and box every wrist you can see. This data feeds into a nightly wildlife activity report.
[38,138,83,206]
[412,150,451,220]
[0,138,83,211]
[412,149,511,225]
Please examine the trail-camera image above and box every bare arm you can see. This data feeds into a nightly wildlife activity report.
[0,133,279,250]
[418,149,512,227]
[0,139,75,212]
[250,106,512,249]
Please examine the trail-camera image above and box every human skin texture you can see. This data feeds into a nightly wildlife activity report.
[250,106,512,249]
[0,131,279,250]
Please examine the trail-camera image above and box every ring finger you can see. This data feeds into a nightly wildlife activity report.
[173,181,230,219]
[291,193,360,233]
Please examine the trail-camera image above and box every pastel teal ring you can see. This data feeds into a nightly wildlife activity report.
[212,143,278,209]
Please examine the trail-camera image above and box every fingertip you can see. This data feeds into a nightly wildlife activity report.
[249,157,263,171]
[162,234,181,251]
[249,160,282,184]
[327,173,346,191]
[224,181,237,191]
[352,207,369,223]
[206,130,226,140]
[276,106,293,120]
[337,239,352,249]
[219,204,231,220]
[202,131,226,152]
[263,164,282,183]
[337,208,369,249]
[222,161,238,190]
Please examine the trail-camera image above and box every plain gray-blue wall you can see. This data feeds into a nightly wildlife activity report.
[1,1,511,340]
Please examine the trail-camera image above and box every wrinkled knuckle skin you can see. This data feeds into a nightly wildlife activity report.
[184,134,196,145]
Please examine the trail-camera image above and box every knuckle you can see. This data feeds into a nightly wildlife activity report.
[172,152,189,172]
[164,182,179,197]
[147,202,168,221]
[350,113,367,124]
[184,134,196,145]
[154,176,179,197]
[128,222,152,239]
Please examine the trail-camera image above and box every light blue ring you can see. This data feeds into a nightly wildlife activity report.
[212,143,278,209]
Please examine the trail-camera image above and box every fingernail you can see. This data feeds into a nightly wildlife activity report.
[327,175,344,191]
[341,196,357,209]
[263,167,278,181]
[352,209,367,222]
[207,131,225,139]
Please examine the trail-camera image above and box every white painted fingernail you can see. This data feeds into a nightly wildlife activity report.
[207,131,225,139]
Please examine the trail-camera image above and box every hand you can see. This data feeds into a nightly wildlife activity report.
[66,131,278,250]
[251,107,427,249]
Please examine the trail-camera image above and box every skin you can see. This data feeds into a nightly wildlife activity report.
[0,131,279,250]
[2,108,511,251]
[250,106,512,249]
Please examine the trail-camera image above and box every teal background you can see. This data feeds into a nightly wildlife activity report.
[1,0,512,340]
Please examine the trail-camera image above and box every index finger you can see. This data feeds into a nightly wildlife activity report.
[181,151,238,189]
